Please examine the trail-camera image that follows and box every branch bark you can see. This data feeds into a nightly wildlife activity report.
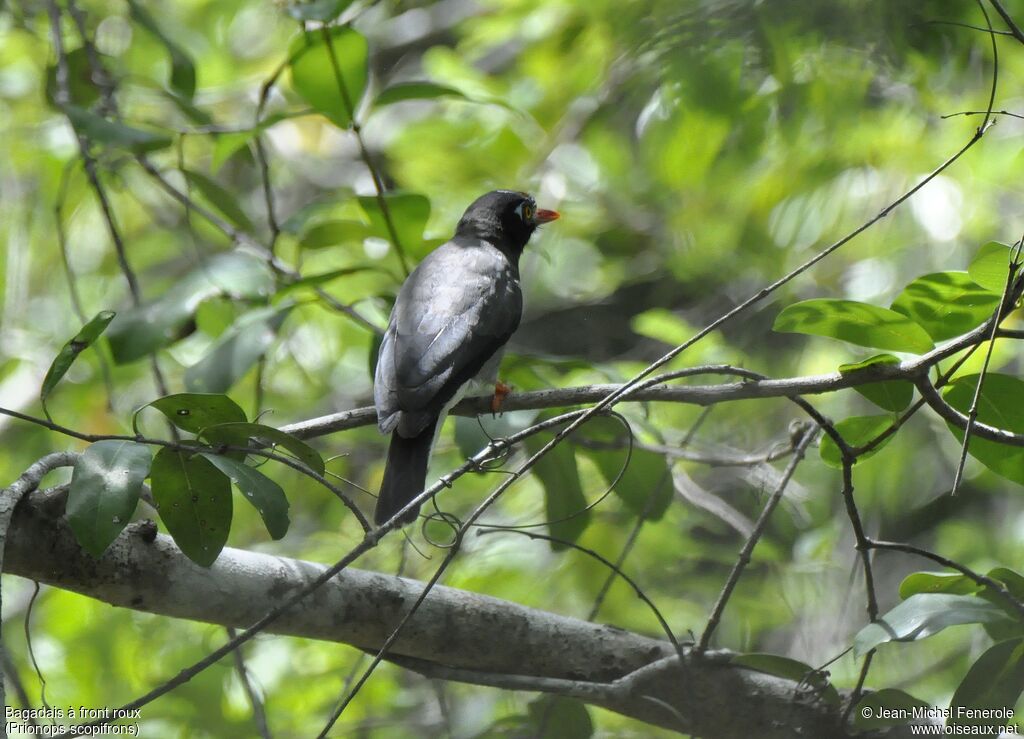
[4,489,903,738]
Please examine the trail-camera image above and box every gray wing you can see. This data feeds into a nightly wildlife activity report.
[374,240,521,436]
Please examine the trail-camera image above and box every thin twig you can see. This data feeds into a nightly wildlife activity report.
[226,626,273,739]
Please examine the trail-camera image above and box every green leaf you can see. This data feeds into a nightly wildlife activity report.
[275,265,381,299]
[45,47,101,109]
[988,568,1024,600]
[890,272,999,341]
[373,82,469,107]
[853,594,1014,656]
[200,454,290,540]
[731,654,839,705]
[899,572,978,599]
[524,430,591,550]
[285,0,355,21]
[289,27,368,128]
[40,311,116,417]
[525,697,593,739]
[838,354,913,412]
[950,638,1024,729]
[852,689,929,730]
[183,170,254,232]
[574,417,672,521]
[773,299,934,354]
[67,441,151,557]
[62,105,171,152]
[357,193,431,258]
[969,241,1016,294]
[195,296,238,338]
[107,252,274,363]
[149,393,247,434]
[819,415,893,468]
[126,0,196,99]
[151,448,232,567]
[185,306,290,393]
[200,422,325,476]
[298,220,370,249]
[943,374,1024,487]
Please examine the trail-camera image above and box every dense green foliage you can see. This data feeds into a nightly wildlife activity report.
[3,0,1024,735]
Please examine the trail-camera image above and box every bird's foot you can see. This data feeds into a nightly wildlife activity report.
[490,381,512,416]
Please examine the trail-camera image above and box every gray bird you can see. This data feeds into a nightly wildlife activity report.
[373,190,559,526]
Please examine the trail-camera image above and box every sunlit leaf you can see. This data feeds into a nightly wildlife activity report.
[899,572,978,599]
[40,310,115,417]
[374,82,469,107]
[774,299,934,354]
[149,393,247,434]
[67,441,151,557]
[969,241,1017,294]
[890,272,998,341]
[854,594,1013,656]
[151,448,232,567]
[298,220,370,249]
[357,192,431,257]
[289,27,368,128]
[838,354,912,412]
[943,374,1024,487]
[201,453,290,540]
[185,306,290,393]
[819,415,894,468]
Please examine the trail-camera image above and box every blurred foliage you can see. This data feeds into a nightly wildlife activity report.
[3,0,1024,735]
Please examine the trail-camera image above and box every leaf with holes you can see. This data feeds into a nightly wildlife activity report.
[943,374,1024,487]
[524,429,590,551]
[67,441,151,557]
[40,311,116,418]
[289,27,368,128]
[200,422,325,476]
[185,307,290,394]
[151,448,232,567]
[969,241,1017,294]
[774,299,934,354]
[891,272,999,341]
[149,393,247,434]
[838,354,913,412]
[853,594,1014,657]
[201,454,289,540]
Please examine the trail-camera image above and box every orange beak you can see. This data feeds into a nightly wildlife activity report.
[535,208,560,224]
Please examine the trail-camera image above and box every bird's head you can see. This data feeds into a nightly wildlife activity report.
[455,190,559,255]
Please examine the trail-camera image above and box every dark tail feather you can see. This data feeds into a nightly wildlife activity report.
[375,420,437,526]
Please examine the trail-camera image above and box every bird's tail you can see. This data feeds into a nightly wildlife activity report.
[375,420,437,526]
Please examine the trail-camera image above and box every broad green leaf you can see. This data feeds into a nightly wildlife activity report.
[630,308,691,345]
[298,220,370,249]
[838,354,912,412]
[852,689,929,730]
[151,448,231,567]
[358,193,431,257]
[67,441,151,557]
[285,0,355,21]
[969,241,1016,294]
[126,0,196,99]
[574,416,672,520]
[185,306,290,393]
[943,374,1024,487]
[45,47,101,109]
[773,299,934,354]
[149,393,247,434]
[183,170,254,232]
[200,421,325,476]
[731,654,840,705]
[989,568,1024,600]
[289,27,368,128]
[891,272,999,341]
[40,311,116,417]
[200,453,290,540]
[949,638,1024,729]
[854,594,1013,656]
[275,265,381,299]
[373,82,469,107]
[899,572,978,599]
[819,415,893,468]
[525,697,593,739]
[209,112,296,172]
[195,296,238,338]
[62,105,171,152]
[107,252,274,363]
[524,431,591,550]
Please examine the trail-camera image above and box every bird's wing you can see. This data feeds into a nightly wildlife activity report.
[375,241,521,434]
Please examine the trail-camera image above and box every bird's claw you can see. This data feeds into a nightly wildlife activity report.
[491,381,512,416]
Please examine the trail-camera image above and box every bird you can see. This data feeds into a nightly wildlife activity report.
[373,190,559,526]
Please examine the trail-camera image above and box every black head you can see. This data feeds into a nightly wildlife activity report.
[455,190,559,256]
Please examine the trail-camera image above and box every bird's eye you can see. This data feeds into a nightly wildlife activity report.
[517,203,535,222]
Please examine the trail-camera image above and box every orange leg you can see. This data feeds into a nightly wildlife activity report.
[491,381,512,415]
